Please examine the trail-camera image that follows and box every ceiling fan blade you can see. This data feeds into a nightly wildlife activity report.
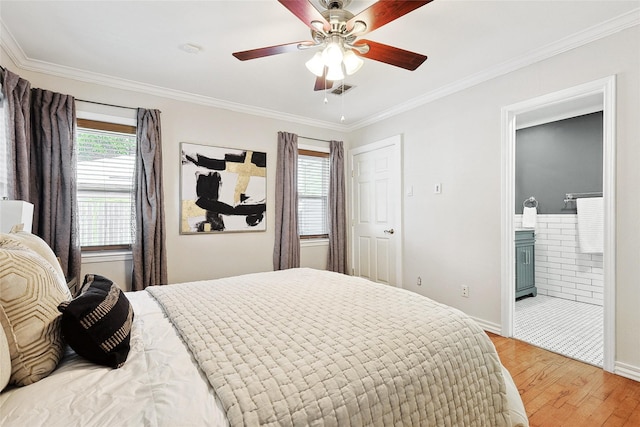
[348,0,433,35]
[354,40,427,71]
[313,68,334,91]
[278,0,330,32]
[233,41,313,61]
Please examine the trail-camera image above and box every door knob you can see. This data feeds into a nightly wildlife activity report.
[384,229,395,235]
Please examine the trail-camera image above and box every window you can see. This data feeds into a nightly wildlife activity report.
[298,149,329,239]
[76,119,136,250]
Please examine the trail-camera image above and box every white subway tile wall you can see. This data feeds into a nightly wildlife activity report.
[515,214,604,306]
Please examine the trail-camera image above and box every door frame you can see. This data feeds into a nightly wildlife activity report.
[349,134,403,287]
[500,76,616,372]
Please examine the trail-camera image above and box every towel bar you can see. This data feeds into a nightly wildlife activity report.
[564,192,603,206]
[523,197,538,209]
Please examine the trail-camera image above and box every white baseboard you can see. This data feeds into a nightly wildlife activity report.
[615,362,640,382]
[471,317,502,335]
[473,316,640,383]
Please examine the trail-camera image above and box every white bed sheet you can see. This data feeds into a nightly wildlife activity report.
[0,287,526,427]
[0,291,228,427]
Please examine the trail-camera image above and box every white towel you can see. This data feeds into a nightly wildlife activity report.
[577,197,604,254]
[522,207,537,228]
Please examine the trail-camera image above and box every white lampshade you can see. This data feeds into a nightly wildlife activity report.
[343,50,364,75]
[322,42,344,66]
[305,52,325,77]
[326,64,345,81]
[306,41,364,81]
[0,200,34,233]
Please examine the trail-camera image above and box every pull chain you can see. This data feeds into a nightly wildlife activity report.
[340,79,345,122]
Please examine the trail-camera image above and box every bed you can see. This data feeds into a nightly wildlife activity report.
[0,233,527,426]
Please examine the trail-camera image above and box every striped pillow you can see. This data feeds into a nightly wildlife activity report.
[58,275,134,368]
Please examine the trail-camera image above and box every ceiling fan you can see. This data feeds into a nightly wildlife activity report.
[232,0,432,91]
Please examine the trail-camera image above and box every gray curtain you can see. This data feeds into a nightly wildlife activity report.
[326,140,347,274]
[29,88,81,282]
[2,68,31,200]
[132,108,167,290]
[273,131,300,270]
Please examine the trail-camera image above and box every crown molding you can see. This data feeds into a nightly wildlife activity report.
[0,20,346,132]
[2,8,638,134]
[0,19,25,70]
[346,7,640,131]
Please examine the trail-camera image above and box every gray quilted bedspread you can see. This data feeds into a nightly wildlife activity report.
[147,268,511,427]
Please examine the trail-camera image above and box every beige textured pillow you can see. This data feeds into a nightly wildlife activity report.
[0,313,11,390]
[0,239,71,386]
[3,231,70,300]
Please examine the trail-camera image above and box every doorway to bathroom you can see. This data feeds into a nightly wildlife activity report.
[514,111,604,366]
[500,77,616,372]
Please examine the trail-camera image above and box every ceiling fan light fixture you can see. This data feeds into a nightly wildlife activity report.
[326,64,345,81]
[233,0,430,92]
[305,52,325,77]
[343,49,363,75]
[322,42,344,66]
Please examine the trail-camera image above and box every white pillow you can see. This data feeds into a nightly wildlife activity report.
[502,365,529,427]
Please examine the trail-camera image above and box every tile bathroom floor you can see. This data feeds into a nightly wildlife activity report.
[514,294,603,367]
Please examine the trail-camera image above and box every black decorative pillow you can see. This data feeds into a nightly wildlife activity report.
[58,274,134,368]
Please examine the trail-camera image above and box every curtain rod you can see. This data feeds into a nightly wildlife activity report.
[298,135,332,143]
[76,98,138,111]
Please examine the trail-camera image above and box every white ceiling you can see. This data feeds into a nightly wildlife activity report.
[1,1,638,130]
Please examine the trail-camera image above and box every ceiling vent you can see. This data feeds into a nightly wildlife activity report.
[330,84,355,95]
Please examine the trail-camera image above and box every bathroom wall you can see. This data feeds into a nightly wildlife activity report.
[515,112,603,214]
[515,112,604,306]
[516,214,603,306]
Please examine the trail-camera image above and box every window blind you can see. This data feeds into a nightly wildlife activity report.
[298,152,329,238]
[76,121,136,248]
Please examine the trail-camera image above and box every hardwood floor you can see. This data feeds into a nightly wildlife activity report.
[488,333,640,426]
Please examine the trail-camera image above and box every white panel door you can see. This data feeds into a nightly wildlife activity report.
[351,136,401,286]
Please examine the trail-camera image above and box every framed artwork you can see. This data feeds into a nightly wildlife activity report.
[180,142,267,234]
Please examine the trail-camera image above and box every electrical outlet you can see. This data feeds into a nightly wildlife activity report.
[461,285,469,297]
[417,276,422,286]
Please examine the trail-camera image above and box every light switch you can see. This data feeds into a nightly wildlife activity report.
[434,183,442,194]
[407,185,413,197]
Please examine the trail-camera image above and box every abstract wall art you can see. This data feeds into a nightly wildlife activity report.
[180,142,267,233]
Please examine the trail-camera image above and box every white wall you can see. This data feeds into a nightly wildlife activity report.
[349,27,640,371]
[2,45,348,289]
[3,25,639,372]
